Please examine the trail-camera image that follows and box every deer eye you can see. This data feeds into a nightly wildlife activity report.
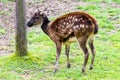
[34,17,39,21]
[34,19,38,21]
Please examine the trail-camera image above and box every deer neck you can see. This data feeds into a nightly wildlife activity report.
[41,16,50,35]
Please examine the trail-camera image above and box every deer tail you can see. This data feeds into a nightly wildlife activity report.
[94,22,98,34]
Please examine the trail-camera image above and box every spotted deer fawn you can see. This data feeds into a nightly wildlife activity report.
[27,10,98,73]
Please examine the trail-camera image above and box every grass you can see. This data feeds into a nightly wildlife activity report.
[0,0,120,80]
[82,0,120,4]
[0,0,14,2]
[0,27,5,35]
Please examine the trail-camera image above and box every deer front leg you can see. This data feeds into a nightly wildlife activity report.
[65,45,71,68]
[54,42,62,73]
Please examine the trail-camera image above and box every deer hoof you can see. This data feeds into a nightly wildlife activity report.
[90,66,93,70]
[67,64,71,68]
[82,68,86,73]
[53,69,57,74]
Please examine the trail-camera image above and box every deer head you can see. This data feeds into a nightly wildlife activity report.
[27,9,45,27]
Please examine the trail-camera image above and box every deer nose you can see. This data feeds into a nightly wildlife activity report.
[27,21,33,27]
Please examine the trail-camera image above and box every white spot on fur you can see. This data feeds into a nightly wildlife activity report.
[62,29,65,32]
[82,20,85,23]
[61,26,64,28]
[86,25,88,28]
[73,26,76,29]
[68,16,71,19]
[70,29,72,32]
[68,31,71,34]
[76,25,79,28]
[81,24,84,28]
[63,22,66,25]
[75,18,78,21]
[69,20,71,23]
[73,17,75,20]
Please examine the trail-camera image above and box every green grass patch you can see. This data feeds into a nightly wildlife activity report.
[0,27,5,35]
[0,0,14,2]
[0,11,6,15]
[78,5,101,11]
[82,0,120,3]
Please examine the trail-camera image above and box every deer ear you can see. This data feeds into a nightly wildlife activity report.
[39,11,44,16]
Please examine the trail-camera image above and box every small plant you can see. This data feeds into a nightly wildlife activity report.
[78,5,101,11]
[0,27,5,35]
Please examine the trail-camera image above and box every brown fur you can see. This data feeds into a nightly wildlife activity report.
[48,12,98,44]
[52,12,97,25]
[27,11,98,73]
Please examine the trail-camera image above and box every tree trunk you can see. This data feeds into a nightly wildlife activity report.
[15,0,28,56]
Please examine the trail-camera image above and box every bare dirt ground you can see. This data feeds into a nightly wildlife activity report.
[0,0,120,56]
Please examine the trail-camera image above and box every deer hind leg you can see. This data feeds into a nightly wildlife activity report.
[54,42,62,73]
[65,45,71,68]
[78,37,89,72]
[88,39,95,70]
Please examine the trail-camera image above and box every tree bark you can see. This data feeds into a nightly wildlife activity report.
[15,0,28,56]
